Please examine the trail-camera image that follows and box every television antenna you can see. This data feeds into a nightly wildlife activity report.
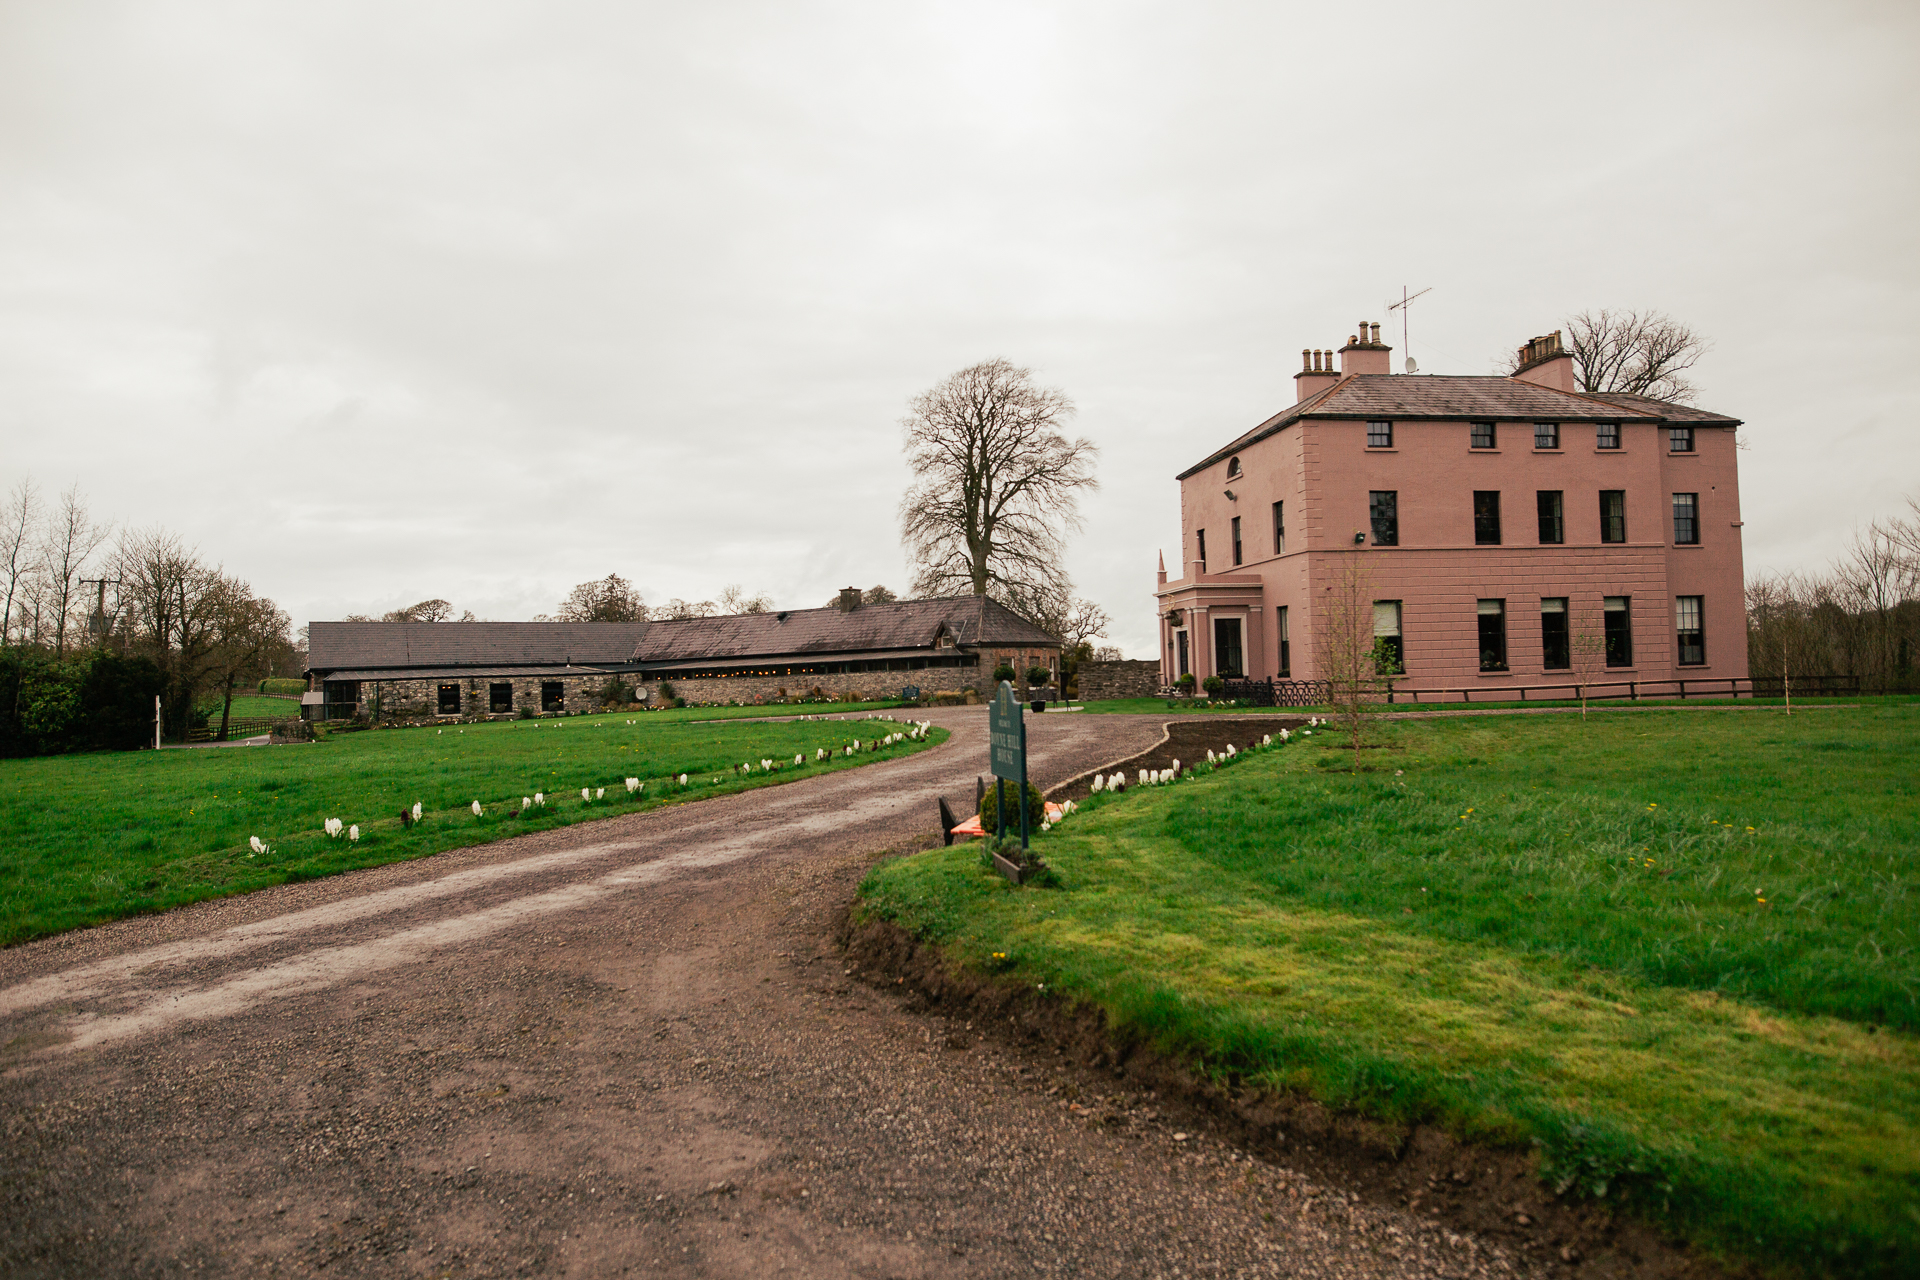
[1387,286,1431,374]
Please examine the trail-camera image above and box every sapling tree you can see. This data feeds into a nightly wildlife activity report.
[1318,554,1385,768]
[1568,607,1608,718]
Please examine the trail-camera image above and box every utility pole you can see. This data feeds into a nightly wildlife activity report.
[80,576,120,646]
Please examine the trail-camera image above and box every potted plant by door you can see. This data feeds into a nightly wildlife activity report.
[1175,672,1196,696]
[1027,666,1052,712]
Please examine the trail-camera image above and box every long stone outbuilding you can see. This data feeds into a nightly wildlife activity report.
[303,591,1062,722]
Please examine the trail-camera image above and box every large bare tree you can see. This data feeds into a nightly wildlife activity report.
[1507,310,1709,404]
[0,478,40,647]
[207,585,292,740]
[559,574,647,622]
[116,528,230,739]
[899,359,1098,600]
[38,483,112,656]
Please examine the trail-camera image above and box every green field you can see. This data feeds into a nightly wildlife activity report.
[0,710,942,945]
[197,694,304,721]
[1079,694,1906,716]
[859,705,1920,1277]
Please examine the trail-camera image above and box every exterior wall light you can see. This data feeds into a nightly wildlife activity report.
[1224,489,1237,501]
[1353,531,1367,545]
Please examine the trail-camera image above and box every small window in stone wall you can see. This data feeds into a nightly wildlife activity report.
[437,683,461,715]
[542,681,564,712]
[490,683,514,714]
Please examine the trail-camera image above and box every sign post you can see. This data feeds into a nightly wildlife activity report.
[988,680,1028,855]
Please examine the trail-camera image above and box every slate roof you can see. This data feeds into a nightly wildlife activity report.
[631,595,1058,664]
[308,622,652,675]
[1177,374,1739,480]
[1585,392,1743,425]
[306,597,1059,678]
[318,666,615,682]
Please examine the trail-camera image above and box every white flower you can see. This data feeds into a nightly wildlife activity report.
[1138,769,1148,786]
[1206,749,1216,762]
[762,758,773,770]
[1226,744,1236,756]
[595,787,605,800]
[1040,821,1052,832]
[522,797,532,810]
[1171,759,1181,774]
[349,825,360,842]
[626,777,640,792]
[816,748,826,760]
[1279,728,1290,741]
[1091,775,1104,792]
[324,818,342,838]
[437,729,442,735]
[794,754,803,765]
[853,740,860,750]
[412,802,423,820]
[535,792,545,805]
[471,801,483,816]
[249,836,265,854]
[679,773,688,786]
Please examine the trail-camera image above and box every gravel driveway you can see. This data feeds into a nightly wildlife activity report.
[0,708,1532,1279]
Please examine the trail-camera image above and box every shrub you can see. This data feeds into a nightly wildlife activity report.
[1203,675,1225,696]
[0,649,165,757]
[993,663,1017,683]
[258,678,305,695]
[1176,672,1196,690]
[977,780,1046,834]
[1027,666,1051,687]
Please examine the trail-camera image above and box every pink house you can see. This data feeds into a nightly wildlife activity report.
[1154,323,1748,694]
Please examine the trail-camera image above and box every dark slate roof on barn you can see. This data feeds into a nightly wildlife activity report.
[305,597,1059,678]
[631,595,1058,663]
[319,665,616,682]
[307,621,652,675]
[1176,374,1739,480]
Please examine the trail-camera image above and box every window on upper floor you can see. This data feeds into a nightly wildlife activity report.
[1196,528,1207,572]
[1474,491,1502,545]
[1470,421,1496,449]
[1670,426,1695,452]
[1534,422,1560,450]
[1600,490,1627,544]
[1231,515,1243,566]
[1596,422,1620,449]
[1272,500,1285,556]
[1367,420,1393,448]
[1226,456,1242,478]
[1673,493,1699,545]
[1370,491,1398,546]
[1537,490,1564,544]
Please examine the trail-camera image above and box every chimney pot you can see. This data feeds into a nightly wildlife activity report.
[1301,348,1311,371]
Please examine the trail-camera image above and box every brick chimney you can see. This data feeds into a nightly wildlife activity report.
[836,587,861,612]
[1293,347,1340,402]
[1338,321,1392,376]
[1512,330,1576,393]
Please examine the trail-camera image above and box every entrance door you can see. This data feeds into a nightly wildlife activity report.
[1175,630,1190,678]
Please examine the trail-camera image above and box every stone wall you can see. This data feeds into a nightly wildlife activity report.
[1076,659,1162,701]
[353,673,618,723]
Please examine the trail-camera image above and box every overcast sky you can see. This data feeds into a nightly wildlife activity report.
[3,0,1914,656]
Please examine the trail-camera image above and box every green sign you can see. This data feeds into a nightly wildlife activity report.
[989,680,1025,782]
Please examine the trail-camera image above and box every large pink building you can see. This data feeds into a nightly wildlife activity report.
[1155,324,1748,694]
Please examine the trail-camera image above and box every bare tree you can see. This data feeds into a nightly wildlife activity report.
[0,478,40,647]
[657,598,717,620]
[717,584,773,614]
[1567,605,1609,718]
[559,574,646,622]
[38,484,112,656]
[208,584,292,740]
[116,528,230,740]
[1506,310,1709,404]
[899,359,1098,600]
[380,598,456,623]
[1317,555,1385,768]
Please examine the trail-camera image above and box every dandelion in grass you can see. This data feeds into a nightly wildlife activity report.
[471,801,483,817]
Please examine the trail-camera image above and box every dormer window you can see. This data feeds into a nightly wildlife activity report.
[935,631,955,649]
[1226,456,1242,478]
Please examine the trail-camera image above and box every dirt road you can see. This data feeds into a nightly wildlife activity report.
[0,709,1527,1278]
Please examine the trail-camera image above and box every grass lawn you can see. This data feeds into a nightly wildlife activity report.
[0,709,942,946]
[858,705,1920,1277]
[197,694,304,720]
[1079,694,1916,716]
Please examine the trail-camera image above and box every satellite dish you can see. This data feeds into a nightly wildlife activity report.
[1405,356,1419,374]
